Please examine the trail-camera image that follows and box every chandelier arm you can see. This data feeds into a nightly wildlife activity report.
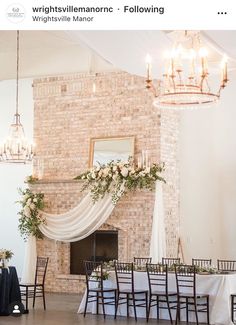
[205,78,211,93]
[200,75,206,92]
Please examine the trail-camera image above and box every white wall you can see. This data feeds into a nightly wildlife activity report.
[0,79,33,276]
[179,71,236,265]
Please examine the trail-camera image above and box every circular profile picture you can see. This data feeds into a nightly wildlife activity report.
[6,3,26,23]
[8,301,25,317]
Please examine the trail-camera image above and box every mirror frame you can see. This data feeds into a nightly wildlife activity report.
[89,136,135,167]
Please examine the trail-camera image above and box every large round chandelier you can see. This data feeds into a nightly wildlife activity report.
[0,31,34,163]
[145,31,229,109]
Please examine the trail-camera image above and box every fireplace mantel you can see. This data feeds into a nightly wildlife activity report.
[30,179,83,185]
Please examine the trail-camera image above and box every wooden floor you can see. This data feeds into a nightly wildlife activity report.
[0,293,185,325]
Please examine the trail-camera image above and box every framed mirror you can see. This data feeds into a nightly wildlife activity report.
[89,136,135,167]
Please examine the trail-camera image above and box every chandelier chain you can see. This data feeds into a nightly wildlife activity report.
[16,30,19,119]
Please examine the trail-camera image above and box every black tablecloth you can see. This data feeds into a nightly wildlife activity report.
[0,266,21,316]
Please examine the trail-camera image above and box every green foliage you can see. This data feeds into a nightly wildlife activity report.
[17,188,45,240]
[75,158,166,204]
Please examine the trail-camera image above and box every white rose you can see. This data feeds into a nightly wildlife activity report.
[139,171,145,177]
[121,167,129,178]
[23,206,31,218]
[23,194,29,201]
[26,198,32,206]
[91,172,96,179]
[33,198,37,203]
[30,203,35,210]
[112,174,118,181]
[103,168,109,177]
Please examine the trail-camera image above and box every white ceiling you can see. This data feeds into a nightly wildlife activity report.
[0,31,114,80]
[0,30,236,80]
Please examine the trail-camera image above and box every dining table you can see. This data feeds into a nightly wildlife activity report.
[0,266,22,316]
[78,270,236,325]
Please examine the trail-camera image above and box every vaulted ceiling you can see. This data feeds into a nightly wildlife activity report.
[0,30,236,80]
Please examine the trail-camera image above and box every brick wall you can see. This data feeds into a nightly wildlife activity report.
[32,71,180,293]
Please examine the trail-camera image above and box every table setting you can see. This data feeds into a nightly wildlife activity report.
[78,261,236,325]
[0,249,22,316]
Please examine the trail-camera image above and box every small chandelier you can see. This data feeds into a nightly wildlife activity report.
[0,31,34,163]
[145,31,229,109]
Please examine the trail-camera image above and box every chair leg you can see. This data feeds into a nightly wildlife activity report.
[132,293,137,322]
[194,299,199,325]
[83,291,88,317]
[26,287,29,313]
[145,292,148,322]
[127,294,129,318]
[96,292,99,315]
[114,292,119,319]
[42,286,46,310]
[175,297,180,325]
[157,295,159,320]
[166,296,173,324]
[186,298,189,323]
[33,286,36,308]
[148,294,152,321]
[232,296,234,323]
[207,296,210,325]
[101,292,106,319]
[114,290,117,316]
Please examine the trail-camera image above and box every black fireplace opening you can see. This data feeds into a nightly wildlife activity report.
[70,230,118,275]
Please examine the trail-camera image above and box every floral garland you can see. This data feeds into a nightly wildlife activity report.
[75,158,166,204]
[17,188,45,240]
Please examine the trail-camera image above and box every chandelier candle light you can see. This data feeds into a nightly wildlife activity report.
[145,31,229,109]
[0,31,34,163]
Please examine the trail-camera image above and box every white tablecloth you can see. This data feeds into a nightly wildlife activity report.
[78,271,236,325]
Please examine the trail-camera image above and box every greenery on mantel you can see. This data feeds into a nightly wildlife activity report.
[25,175,39,184]
[19,158,165,238]
[75,158,166,204]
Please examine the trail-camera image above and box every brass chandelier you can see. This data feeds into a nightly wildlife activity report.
[0,31,34,163]
[145,31,229,109]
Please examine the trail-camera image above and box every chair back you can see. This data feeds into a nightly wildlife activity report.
[35,257,49,286]
[162,257,180,267]
[192,258,212,268]
[175,264,196,296]
[84,261,104,290]
[217,259,236,271]
[134,257,152,266]
[147,263,168,294]
[115,262,134,292]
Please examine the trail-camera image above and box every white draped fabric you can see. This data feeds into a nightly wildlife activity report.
[149,182,166,262]
[39,193,114,242]
[21,183,166,282]
[21,235,37,283]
